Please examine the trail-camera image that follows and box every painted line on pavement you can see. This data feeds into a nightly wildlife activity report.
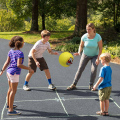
[17,86,88,89]
[110,97,120,109]
[14,97,98,103]
[1,97,7,120]
[55,90,69,117]
[3,114,120,119]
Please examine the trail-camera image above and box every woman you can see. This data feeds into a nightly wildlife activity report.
[67,23,102,90]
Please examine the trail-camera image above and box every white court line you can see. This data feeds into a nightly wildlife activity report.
[17,86,88,89]
[55,90,69,117]
[1,97,7,120]
[2,87,120,119]
[3,114,120,119]
[14,98,57,103]
[14,97,98,103]
[110,97,120,109]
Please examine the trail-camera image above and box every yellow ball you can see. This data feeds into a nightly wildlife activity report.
[59,52,74,67]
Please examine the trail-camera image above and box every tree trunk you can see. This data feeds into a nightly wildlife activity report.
[73,0,87,37]
[31,0,38,31]
[41,9,45,30]
[113,1,116,27]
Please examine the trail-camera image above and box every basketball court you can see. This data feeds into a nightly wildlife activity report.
[0,39,120,120]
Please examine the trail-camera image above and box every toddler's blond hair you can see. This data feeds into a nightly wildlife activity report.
[100,53,111,62]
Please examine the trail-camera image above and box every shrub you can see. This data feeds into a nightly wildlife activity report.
[68,25,75,30]
[55,45,64,51]
[103,45,120,59]
[69,37,81,44]
[0,9,24,32]
[55,43,79,52]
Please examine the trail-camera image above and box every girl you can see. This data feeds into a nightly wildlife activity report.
[0,36,34,115]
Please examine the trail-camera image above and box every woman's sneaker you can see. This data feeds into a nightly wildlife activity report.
[6,104,17,109]
[89,85,93,91]
[7,110,21,115]
[48,84,56,90]
[23,85,31,91]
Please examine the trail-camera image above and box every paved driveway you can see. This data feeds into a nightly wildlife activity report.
[0,38,120,120]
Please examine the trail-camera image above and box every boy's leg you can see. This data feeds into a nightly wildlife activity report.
[100,100,105,112]
[23,58,36,91]
[23,72,34,91]
[44,69,51,79]
[25,72,34,83]
[104,87,111,115]
[96,100,105,115]
[104,100,109,113]
[44,69,56,90]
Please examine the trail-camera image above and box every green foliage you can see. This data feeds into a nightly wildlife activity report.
[22,16,76,31]
[55,45,64,51]
[68,25,75,30]
[45,16,73,31]
[55,43,79,52]
[69,37,80,44]
[0,9,24,31]
[103,44,120,59]
[24,20,31,31]
[88,0,120,30]
[6,0,32,18]
[61,43,79,52]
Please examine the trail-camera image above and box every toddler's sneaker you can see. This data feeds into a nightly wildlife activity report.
[6,104,17,109]
[23,85,31,91]
[7,110,21,115]
[48,84,56,90]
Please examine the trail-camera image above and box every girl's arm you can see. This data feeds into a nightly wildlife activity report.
[0,57,10,76]
[17,58,34,73]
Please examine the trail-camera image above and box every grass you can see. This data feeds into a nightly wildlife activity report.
[0,31,73,45]
[0,30,120,64]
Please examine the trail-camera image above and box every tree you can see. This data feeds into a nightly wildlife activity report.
[38,0,76,30]
[5,0,76,31]
[30,0,38,31]
[73,0,87,37]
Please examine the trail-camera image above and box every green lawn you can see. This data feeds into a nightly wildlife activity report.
[0,31,73,44]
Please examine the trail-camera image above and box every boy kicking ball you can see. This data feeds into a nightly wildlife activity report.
[92,53,112,116]
[23,30,59,91]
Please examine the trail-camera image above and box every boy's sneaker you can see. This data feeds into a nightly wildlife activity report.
[48,84,56,90]
[7,110,21,115]
[23,85,31,91]
[6,104,17,109]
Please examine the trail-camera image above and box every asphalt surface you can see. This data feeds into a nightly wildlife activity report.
[0,38,120,120]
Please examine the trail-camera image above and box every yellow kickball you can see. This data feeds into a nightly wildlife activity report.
[59,52,74,67]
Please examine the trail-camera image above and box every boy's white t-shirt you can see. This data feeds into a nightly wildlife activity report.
[28,40,51,58]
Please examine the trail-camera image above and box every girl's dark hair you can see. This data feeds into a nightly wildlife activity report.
[9,36,23,49]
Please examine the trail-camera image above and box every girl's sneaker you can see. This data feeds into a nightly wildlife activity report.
[7,110,21,115]
[6,104,17,109]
